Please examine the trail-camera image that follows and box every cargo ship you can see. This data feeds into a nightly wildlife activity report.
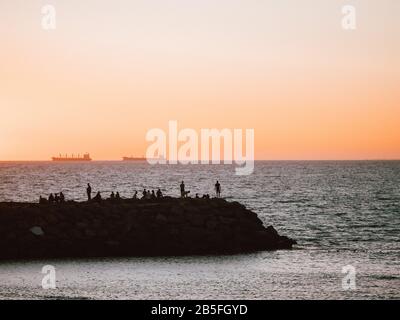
[122,156,146,161]
[52,153,92,162]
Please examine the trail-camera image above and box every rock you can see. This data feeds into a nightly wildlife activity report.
[205,219,218,230]
[76,222,88,229]
[219,217,235,225]
[29,226,44,236]
[191,215,205,227]
[105,240,120,246]
[155,213,168,223]
[266,225,279,236]
[171,206,184,215]
[84,229,96,238]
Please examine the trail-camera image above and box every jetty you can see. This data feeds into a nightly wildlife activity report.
[0,198,296,260]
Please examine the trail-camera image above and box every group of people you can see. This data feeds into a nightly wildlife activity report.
[40,181,222,204]
[87,181,221,201]
[138,189,163,200]
[86,184,122,202]
[86,184,164,201]
[39,192,65,204]
[179,180,221,199]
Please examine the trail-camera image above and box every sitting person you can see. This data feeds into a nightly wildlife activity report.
[48,193,55,203]
[59,192,65,203]
[39,196,48,204]
[116,192,121,200]
[93,191,102,202]
[110,191,115,199]
[132,191,138,199]
[156,189,163,198]
[142,189,147,199]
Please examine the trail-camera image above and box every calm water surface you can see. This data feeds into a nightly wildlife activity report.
[0,161,399,299]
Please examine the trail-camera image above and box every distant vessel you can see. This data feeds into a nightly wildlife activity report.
[52,153,92,162]
[122,156,146,161]
[122,155,166,162]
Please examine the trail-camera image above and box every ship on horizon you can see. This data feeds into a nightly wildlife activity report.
[122,155,166,162]
[52,153,92,162]
[122,156,147,161]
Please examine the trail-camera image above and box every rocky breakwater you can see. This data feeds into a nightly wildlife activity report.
[0,198,296,260]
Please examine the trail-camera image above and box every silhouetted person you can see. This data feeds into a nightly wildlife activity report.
[195,193,199,198]
[93,191,102,202]
[59,192,65,202]
[156,189,163,198]
[215,180,221,198]
[116,192,121,200]
[54,193,60,203]
[110,191,115,199]
[133,191,138,199]
[39,196,47,204]
[48,193,55,203]
[180,181,185,198]
[87,183,92,201]
[142,189,147,199]
[151,190,156,199]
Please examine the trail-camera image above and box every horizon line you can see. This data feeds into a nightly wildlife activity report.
[1,159,400,162]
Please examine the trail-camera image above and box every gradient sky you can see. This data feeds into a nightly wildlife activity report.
[0,0,399,160]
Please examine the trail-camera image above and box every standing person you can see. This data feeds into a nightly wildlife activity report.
[86,183,92,201]
[215,180,221,198]
[180,181,185,198]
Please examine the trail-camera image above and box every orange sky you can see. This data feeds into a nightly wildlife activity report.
[0,0,399,160]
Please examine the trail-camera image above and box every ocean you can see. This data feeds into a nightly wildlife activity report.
[0,161,399,299]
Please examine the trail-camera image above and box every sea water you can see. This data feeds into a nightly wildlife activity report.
[0,161,399,299]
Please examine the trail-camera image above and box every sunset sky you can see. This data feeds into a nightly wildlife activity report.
[0,0,399,160]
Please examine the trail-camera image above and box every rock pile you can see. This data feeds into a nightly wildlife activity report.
[0,197,296,260]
